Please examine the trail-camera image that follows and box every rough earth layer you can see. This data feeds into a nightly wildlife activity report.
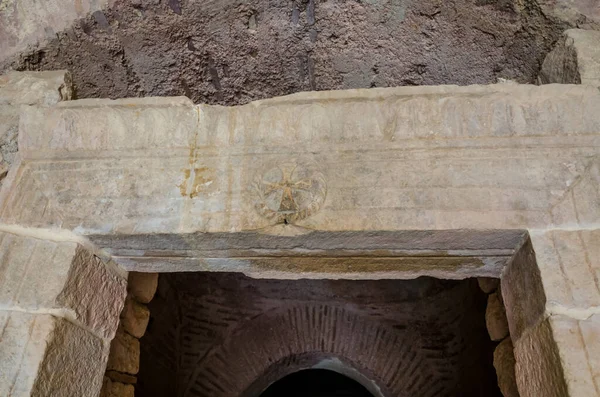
[2,0,576,105]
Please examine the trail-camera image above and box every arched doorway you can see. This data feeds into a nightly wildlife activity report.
[260,369,374,397]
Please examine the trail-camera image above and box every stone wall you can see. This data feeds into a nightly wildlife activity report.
[99,272,156,397]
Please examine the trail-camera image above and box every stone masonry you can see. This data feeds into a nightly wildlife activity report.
[1,37,600,396]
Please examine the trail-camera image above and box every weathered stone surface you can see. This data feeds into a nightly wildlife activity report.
[486,292,510,341]
[128,272,158,304]
[501,238,547,341]
[493,338,519,397]
[99,377,135,397]
[550,314,600,397]
[540,29,600,87]
[478,277,499,294]
[107,328,140,375]
[3,84,600,242]
[0,0,113,64]
[0,231,127,339]
[513,318,569,397]
[538,1,600,29]
[0,70,72,179]
[530,230,600,310]
[0,70,73,106]
[120,297,150,338]
[0,311,108,397]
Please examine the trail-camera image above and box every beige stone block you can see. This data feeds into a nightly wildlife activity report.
[513,319,569,397]
[0,232,127,339]
[128,272,159,304]
[539,29,600,88]
[493,338,519,397]
[19,97,197,157]
[0,311,109,397]
[530,229,600,310]
[121,297,150,338]
[486,292,509,341]
[106,328,140,375]
[478,277,499,294]
[99,377,135,397]
[501,238,546,341]
[550,314,600,397]
[0,70,73,106]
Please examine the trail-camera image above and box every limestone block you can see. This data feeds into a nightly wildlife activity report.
[486,292,509,341]
[539,29,600,87]
[0,311,109,397]
[513,319,569,397]
[128,272,159,304]
[0,232,127,339]
[514,314,600,397]
[5,84,600,236]
[0,70,73,106]
[530,229,600,310]
[501,239,546,341]
[493,338,519,397]
[0,0,113,64]
[0,70,72,176]
[478,277,499,294]
[18,96,197,156]
[99,377,135,397]
[106,328,140,375]
[550,314,600,397]
[121,297,150,338]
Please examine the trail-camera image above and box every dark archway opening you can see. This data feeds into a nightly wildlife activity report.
[260,369,374,397]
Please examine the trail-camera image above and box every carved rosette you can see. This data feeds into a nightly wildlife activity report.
[253,161,327,224]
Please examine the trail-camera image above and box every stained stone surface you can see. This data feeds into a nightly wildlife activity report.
[539,29,600,87]
[137,273,500,397]
[493,338,519,397]
[0,231,127,340]
[0,312,109,397]
[120,297,150,338]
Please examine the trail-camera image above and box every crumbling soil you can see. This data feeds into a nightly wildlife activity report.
[4,0,569,105]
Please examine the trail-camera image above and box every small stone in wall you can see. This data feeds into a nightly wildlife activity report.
[121,297,150,338]
[493,338,519,397]
[128,272,158,304]
[477,277,499,294]
[100,377,135,397]
[106,328,140,375]
[486,292,510,341]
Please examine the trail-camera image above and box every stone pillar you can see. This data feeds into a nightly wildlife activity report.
[0,230,127,396]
